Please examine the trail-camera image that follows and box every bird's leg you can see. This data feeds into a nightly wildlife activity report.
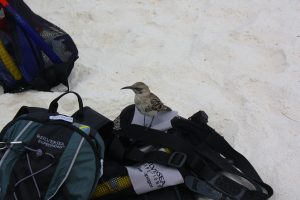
[148,116,154,128]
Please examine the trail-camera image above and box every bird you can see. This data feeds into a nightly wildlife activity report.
[121,82,172,128]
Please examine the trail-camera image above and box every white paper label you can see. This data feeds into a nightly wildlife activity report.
[49,115,73,123]
[126,163,184,194]
[132,107,178,131]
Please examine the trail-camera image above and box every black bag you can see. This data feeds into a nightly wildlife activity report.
[0,0,78,92]
[0,92,113,200]
[92,105,273,200]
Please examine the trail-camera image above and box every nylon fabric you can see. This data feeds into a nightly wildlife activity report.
[0,92,108,200]
[0,120,41,199]
[103,105,273,200]
[0,0,78,92]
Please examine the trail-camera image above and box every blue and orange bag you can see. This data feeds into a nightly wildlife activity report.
[0,0,78,93]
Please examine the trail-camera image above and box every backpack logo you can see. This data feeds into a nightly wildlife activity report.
[37,134,65,149]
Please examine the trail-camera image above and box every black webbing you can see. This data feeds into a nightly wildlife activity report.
[111,124,273,200]
[171,118,273,199]
[171,118,263,181]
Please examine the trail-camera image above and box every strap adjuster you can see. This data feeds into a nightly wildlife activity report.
[185,176,223,199]
[168,152,187,168]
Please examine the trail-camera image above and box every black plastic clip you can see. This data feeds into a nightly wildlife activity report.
[168,151,187,168]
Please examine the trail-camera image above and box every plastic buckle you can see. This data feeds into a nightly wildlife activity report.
[185,176,223,199]
[168,152,187,168]
[210,174,247,200]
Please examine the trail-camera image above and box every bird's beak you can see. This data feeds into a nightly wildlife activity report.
[121,86,134,90]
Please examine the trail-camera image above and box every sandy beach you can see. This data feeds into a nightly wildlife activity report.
[0,0,299,199]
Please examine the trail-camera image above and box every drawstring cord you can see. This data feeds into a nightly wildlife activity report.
[26,153,41,198]
[0,141,55,199]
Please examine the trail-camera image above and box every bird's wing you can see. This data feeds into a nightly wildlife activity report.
[150,93,172,112]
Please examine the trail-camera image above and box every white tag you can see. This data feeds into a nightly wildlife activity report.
[49,115,73,123]
[126,163,184,194]
[132,107,178,131]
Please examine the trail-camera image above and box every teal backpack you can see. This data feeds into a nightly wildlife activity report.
[0,92,112,200]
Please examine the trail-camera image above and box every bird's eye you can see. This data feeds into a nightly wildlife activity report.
[135,88,142,93]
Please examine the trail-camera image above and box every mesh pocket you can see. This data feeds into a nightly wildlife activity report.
[30,16,75,68]
[0,0,78,92]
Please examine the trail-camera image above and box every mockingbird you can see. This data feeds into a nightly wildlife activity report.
[121,82,171,127]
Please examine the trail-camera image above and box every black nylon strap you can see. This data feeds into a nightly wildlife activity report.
[172,118,263,182]
[124,147,253,199]
[185,176,223,200]
[124,144,263,199]
[48,91,83,115]
[195,144,262,191]
[206,133,262,181]
[114,125,272,199]
[171,118,273,198]
[120,126,258,184]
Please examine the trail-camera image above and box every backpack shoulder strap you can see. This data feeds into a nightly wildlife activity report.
[111,116,273,200]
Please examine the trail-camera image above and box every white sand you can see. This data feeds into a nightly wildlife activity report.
[1,0,300,199]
